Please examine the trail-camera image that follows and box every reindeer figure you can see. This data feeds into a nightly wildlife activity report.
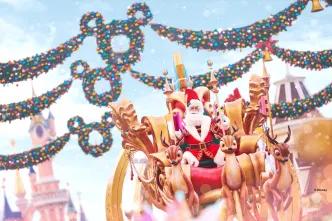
[263,126,293,221]
[162,138,200,216]
[220,135,255,221]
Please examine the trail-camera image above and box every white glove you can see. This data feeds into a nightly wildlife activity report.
[181,151,199,167]
[213,149,225,166]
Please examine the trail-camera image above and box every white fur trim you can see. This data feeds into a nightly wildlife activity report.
[213,149,225,166]
[182,151,199,167]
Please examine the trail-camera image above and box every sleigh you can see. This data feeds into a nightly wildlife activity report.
[105,73,302,221]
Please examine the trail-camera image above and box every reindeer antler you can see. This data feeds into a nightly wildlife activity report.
[160,132,170,147]
[160,131,183,147]
[265,128,279,145]
[284,126,291,143]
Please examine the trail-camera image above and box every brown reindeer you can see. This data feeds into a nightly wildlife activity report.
[263,126,293,221]
[162,138,200,216]
[220,135,255,221]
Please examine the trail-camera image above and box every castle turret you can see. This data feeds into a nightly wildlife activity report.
[3,180,22,221]
[79,204,87,221]
[29,166,37,193]
[47,111,56,138]
[15,170,28,213]
[67,192,77,221]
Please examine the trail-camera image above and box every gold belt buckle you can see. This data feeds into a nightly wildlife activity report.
[199,143,206,150]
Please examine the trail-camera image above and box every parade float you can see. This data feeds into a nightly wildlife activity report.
[106,54,302,221]
[0,0,331,220]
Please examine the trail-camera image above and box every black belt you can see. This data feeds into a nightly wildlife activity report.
[188,141,214,150]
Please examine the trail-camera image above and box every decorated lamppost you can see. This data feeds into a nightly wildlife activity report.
[207,60,219,106]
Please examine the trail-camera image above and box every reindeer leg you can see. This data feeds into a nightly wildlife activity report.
[263,181,279,221]
[250,187,261,221]
[223,185,235,221]
[283,187,293,211]
[240,183,255,221]
[187,191,200,216]
[270,189,282,211]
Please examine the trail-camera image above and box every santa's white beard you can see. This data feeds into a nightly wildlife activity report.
[185,112,204,127]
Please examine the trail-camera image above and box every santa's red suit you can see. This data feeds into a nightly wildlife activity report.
[178,89,221,161]
[183,115,219,161]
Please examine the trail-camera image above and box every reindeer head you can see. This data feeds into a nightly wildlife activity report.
[220,135,238,154]
[265,126,291,164]
[161,134,183,166]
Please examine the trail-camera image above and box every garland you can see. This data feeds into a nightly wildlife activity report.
[68,112,115,157]
[130,49,262,89]
[192,49,262,87]
[0,112,114,170]
[0,34,86,84]
[71,61,122,106]
[0,80,72,122]
[272,45,332,70]
[150,0,309,51]
[0,133,71,170]
[93,3,152,72]
[271,81,332,118]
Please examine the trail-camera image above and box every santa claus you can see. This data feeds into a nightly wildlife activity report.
[175,89,226,168]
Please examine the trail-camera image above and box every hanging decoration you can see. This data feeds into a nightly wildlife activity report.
[0,112,115,170]
[0,34,86,85]
[67,112,115,157]
[94,2,152,72]
[71,61,122,106]
[150,0,309,51]
[255,37,278,62]
[0,133,71,170]
[130,69,166,90]
[130,49,262,89]
[272,45,332,70]
[0,80,72,122]
[271,81,332,118]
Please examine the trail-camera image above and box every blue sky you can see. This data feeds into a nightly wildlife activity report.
[0,0,331,220]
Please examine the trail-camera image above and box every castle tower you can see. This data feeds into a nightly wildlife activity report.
[272,65,319,195]
[67,193,77,221]
[79,203,87,221]
[3,180,23,221]
[28,85,69,221]
[15,170,28,214]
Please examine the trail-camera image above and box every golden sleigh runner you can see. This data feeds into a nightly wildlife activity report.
[105,55,302,221]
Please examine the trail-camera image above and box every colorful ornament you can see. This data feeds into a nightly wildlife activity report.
[150,0,309,51]
[0,79,72,122]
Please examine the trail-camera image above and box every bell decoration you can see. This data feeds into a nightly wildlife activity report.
[311,0,324,12]
[263,48,272,62]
